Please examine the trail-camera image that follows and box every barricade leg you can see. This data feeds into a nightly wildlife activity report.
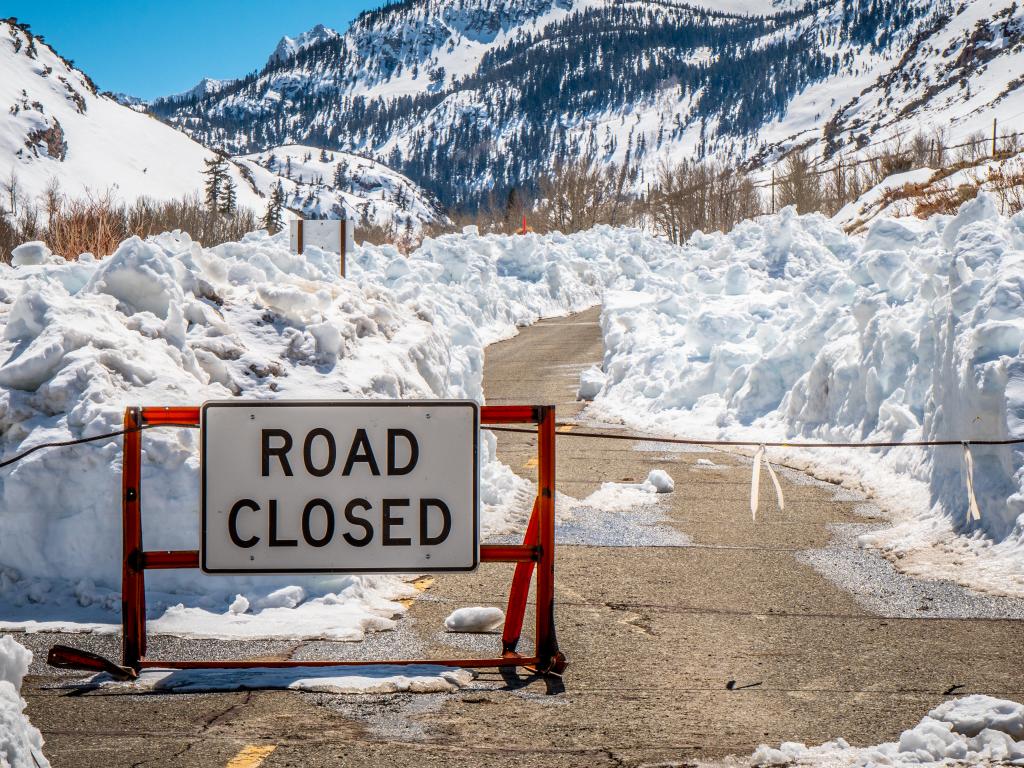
[122,407,146,670]
[501,500,539,655]
[535,406,564,672]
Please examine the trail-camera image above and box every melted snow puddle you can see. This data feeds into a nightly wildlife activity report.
[88,664,475,695]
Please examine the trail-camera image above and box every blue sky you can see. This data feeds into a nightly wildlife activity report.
[5,1,382,99]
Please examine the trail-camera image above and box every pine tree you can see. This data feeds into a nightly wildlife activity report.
[202,156,229,210]
[262,181,285,234]
[220,177,238,216]
[319,148,329,163]
[333,161,348,189]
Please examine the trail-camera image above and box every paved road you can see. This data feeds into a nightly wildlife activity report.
[17,306,1024,767]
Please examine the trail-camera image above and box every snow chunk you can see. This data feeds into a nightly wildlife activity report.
[444,607,505,633]
[577,365,606,400]
[83,237,189,319]
[228,595,249,615]
[257,586,306,610]
[642,469,675,493]
[10,241,51,267]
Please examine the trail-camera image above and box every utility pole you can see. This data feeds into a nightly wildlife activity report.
[771,169,776,214]
[993,117,998,158]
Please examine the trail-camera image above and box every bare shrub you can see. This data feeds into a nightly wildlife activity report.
[0,182,258,262]
[776,150,824,213]
[532,157,638,234]
[956,131,989,164]
[47,192,128,258]
[649,160,762,243]
[986,158,1024,215]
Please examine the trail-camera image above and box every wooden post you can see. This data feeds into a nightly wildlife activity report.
[771,169,776,214]
[296,219,304,255]
[339,219,347,278]
[993,118,998,158]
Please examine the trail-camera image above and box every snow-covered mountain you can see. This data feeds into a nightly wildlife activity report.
[138,0,904,203]
[152,0,1024,210]
[266,24,339,67]
[154,77,237,106]
[0,19,262,210]
[0,18,444,235]
[235,144,447,231]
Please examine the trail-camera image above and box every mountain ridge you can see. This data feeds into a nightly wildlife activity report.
[151,0,976,208]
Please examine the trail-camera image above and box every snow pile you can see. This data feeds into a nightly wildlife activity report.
[0,636,49,768]
[585,195,1024,594]
[748,695,1024,767]
[443,606,504,633]
[0,225,655,637]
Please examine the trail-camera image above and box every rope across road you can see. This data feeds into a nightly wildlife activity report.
[484,423,1017,522]
[483,424,1024,448]
[2,418,1018,522]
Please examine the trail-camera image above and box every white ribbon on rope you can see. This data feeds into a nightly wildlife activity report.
[962,442,982,523]
[750,444,785,521]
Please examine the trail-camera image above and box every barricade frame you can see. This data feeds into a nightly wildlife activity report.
[117,403,565,676]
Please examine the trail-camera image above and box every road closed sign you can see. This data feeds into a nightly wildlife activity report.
[201,401,479,574]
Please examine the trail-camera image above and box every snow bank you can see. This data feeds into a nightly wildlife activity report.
[0,636,49,768]
[585,195,1024,594]
[0,225,650,637]
[748,695,1024,767]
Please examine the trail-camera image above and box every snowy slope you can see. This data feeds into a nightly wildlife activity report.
[818,0,1024,160]
[0,20,262,210]
[234,145,447,231]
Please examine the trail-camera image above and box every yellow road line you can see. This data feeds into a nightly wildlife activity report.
[227,745,277,768]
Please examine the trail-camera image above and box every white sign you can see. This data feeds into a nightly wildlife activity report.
[201,401,479,574]
[289,219,354,255]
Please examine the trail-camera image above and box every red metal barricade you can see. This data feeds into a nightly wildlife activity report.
[86,403,565,677]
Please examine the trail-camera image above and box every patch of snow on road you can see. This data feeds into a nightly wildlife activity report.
[0,635,50,768]
[555,478,689,547]
[741,695,1024,767]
